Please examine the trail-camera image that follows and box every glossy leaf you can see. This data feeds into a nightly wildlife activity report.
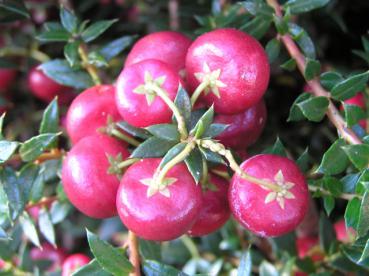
[1,167,22,219]
[319,213,336,252]
[345,198,361,229]
[280,58,297,71]
[296,148,310,172]
[240,16,272,40]
[39,98,59,134]
[343,104,366,128]
[262,138,287,157]
[159,143,186,169]
[0,0,30,21]
[19,133,60,162]
[38,208,56,247]
[64,41,80,67]
[0,141,19,163]
[304,58,321,80]
[265,38,281,63]
[320,71,343,91]
[239,0,274,19]
[99,36,136,61]
[202,123,228,138]
[81,19,118,42]
[317,139,349,175]
[343,144,369,170]
[199,148,225,164]
[116,121,151,139]
[284,0,330,14]
[36,30,70,42]
[259,261,278,276]
[330,71,369,101]
[60,6,78,33]
[131,137,177,158]
[357,192,369,237]
[72,259,111,276]
[146,124,180,141]
[237,247,252,276]
[50,202,72,224]
[173,86,192,127]
[296,96,329,122]
[185,148,203,184]
[289,23,316,59]
[190,106,214,138]
[143,260,188,276]
[20,212,40,247]
[288,93,311,121]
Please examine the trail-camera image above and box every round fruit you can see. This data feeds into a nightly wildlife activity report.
[188,174,230,236]
[186,28,270,114]
[334,219,356,243]
[116,59,181,127]
[341,92,367,129]
[30,243,67,272]
[214,100,267,149]
[62,254,90,276]
[0,69,16,92]
[296,236,324,261]
[62,134,129,218]
[28,66,75,104]
[125,31,192,75]
[229,154,309,237]
[66,85,123,144]
[116,158,202,241]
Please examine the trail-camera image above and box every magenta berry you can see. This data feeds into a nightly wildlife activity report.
[229,154,308,237]
[334,219,356,243]
[296,236,324,261]
[28,67,75,104]
[116,59,181,127]
[0,69,16,92]
[125,31,192,75]
[62,134,129,218]
[116,158,202,241]
[214,100,267,149]
[188,174,230,236]
[30,243,67,272]
[62,254,90,276]
[186,28,270,114]
[66,85,123,144]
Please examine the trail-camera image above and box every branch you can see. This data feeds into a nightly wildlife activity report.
[168,0,179,31]
[128,231,141,276]
[267,0,362,145]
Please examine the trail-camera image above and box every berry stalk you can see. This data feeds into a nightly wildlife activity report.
[128,231,141,276]
[110,128,141,147]
[78,44,102,85]
[0,47,50,63]
[190,80,210,107]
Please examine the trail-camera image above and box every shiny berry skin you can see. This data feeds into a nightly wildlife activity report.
[116,59,180,127]
[334,219,356,243]
[188,174,230,236]
[186,28,270,114]
[214,100,267,149]
[62,254,90,276]
[341,92,367,129]
[125,31,192,75]
[28,67,75,104]
[30,243,67,272]
[62,134,129,218]
[116,158,202,241]
[66,85,123,144]
[229,154,309,237]
[0,69,16,92]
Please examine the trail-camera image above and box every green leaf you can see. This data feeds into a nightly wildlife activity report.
[64,41,80,67]
[237,247,252,276]
[19,133,61,162]
[288,93,311,121]
[159,143,186,169]
[317,139,349,175]
[0,141,19,163]
[72,259,111,276]
[0,226,8,240]
[259,261,278,276]
[0,113,5,138]
[39,59,93,89]
[60,6,78,33]
[304,58,321,80]
[265,38,281,63]
[38,208,56,247]
[146,124,180,141]
[1,167,23,219]
[20,212,40,247]
[284,0,330,14]
[88,51,108,67]
[319,213,336,254]
[39,98,59,134]
[36,29,70,42]
[87,229,133,276]
[289,23,316,59]
[99,36,136,61]
[343,144,369,171]
[320,71,343,91]
[116,121,151,139]
[280,58,296,71]
[50,202,72,224]
[81,19,118,43]
[142,260,188,276]
[130,137,177,159]
[239,1,274,19]
[190,106,214,138]
[44,22,64,31]
[185,148,203,184]
[240,16,272,40]
[0,0,29,20]
[323,195,335,216]
[343,104,366,128]
[173,86,192,128]
[262,138,287,157]
[18,164,39,207]
[296,148,310,173]
[199,148,224,164]
[296,96,329,122]
[330,71,369,101]
[357,191,369,237]
[345,198,361,229]
[139,240,161,261]
[273,14,289,35]
[202,123,228,138]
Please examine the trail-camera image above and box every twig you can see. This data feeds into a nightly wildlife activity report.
[78,44,102,85]
[25,196,58,211]
[168,0,179,31]
[128,231,141,276]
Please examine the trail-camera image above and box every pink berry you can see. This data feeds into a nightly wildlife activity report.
[186,28,270,114]
[214,100,267,149]
[125,31,192,75]
[188,174,230,236]
[116,158,202,241]
[28,67,75,104]
[296,236,324,261]
[116,59,181,127]
[0,69,16,92]
[334,219,356,243]
[62,134,129,218]
[341,92,367,129]
[66,85,123,144]
[30,243,67,272]
[229,154,309,237]
[62,254,90,276]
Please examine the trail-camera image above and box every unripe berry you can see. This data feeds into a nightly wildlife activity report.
[229,154,308,237]
[0,69,16,92]
[62,254,90,276]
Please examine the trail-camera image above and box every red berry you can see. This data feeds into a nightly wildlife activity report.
[0,69,16,92]
[116,59,180,127]
[28,67,75,104]
[125,31,192,75]
[116,158,202,241]
[296,236,324,261]
[62,254,90,276]
[334,219,356,243]
[214,100,267,149]
[30,243,67,272]
[188,174,230,236]
[341,93,367,129]
[66,85,123,144]
[186,28,270,114]
[229,154,308,237]
[62,134,129,218]
[0,259,5,269]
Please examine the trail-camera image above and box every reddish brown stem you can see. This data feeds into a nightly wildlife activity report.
[168,0,179,30]
[267,0,362,145]
[128,231,141,276]
[25,196,58,211]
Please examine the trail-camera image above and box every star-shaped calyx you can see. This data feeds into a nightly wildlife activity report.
[194,62,226,98]
[140,177,177,198]
[107,153,124,179]
[264,170,296,210]
[133,71,166,105]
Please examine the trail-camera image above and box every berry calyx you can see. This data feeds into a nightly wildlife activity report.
[62,134,129,218]
[116,158,202,241]
[186,28,270,114]
[188,173,230,236]
[229,154,309,237]
[61,254,90,276]
[214,100,267,149]
[115,59,181,127]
